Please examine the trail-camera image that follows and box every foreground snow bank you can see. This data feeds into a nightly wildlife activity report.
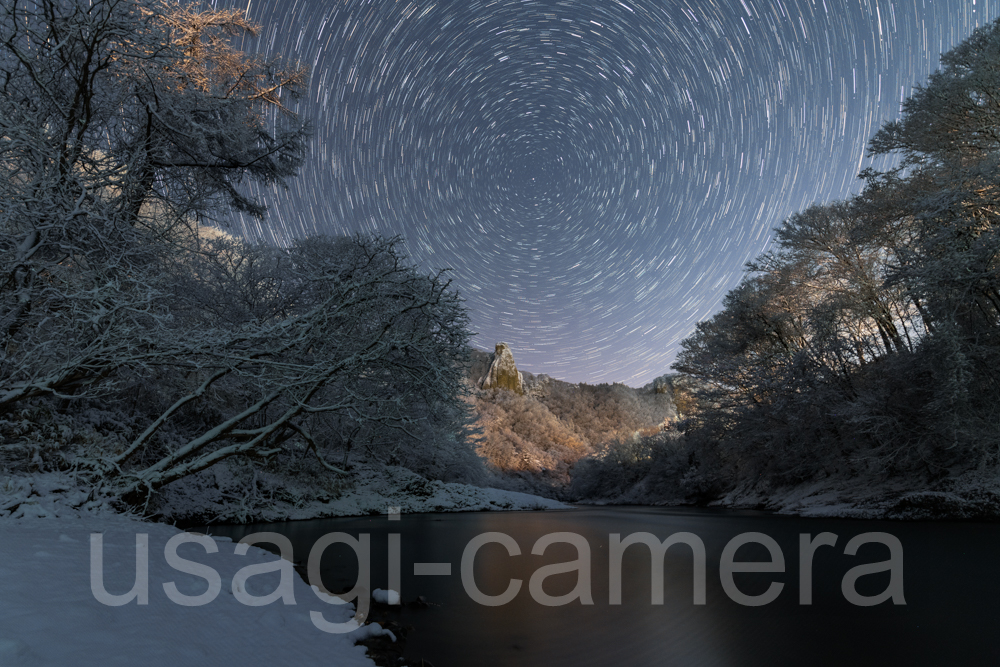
[0,511,381,666]
[157,464,569,523]
[0,468,568,666]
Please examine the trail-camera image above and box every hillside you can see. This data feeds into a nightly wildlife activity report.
[466,343,678,496]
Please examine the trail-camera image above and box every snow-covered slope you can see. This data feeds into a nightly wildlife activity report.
[0,468,568,666]
[0,511,381,666]
[574,468,1000,520]
[152,464,569,523]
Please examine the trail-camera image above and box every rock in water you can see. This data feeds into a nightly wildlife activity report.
[480,342,524,394]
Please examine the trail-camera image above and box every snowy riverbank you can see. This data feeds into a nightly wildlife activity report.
[0,471,569,666]
[0,466,569,524]
[154,464,569,524]
[0,511,382,666]
[711,469,1000,520]
[574,468,1000,520]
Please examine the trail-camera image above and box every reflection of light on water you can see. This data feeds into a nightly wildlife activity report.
[403,510,730,667]
[196,507,1000,667]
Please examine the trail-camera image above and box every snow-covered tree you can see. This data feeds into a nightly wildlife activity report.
[0,1,479,508]
[0,0,307,411]
[105,234,475,502]
[668,20,1000,494]
[868,17,1000,337]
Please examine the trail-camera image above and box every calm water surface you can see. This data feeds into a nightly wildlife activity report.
[199,507,1000,666]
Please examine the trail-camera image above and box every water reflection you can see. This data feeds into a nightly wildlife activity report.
[197,506,1000,666]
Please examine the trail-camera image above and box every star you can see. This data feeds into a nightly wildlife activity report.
[223,0,995,385]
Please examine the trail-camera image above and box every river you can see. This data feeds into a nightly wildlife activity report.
[197,506,1000,666]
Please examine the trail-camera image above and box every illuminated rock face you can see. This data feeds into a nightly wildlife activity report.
[480,342,524,395]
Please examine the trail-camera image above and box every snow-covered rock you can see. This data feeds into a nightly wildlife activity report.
[372,588,400,605]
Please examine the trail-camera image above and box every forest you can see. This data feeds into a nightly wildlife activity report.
[468,353,677,496]
[4,0,1000,522]
[0,0,482,520]
[575,18,1000,515]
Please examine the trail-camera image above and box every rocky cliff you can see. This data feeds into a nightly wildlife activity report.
[466,343,678,496]
[478,342,524,395]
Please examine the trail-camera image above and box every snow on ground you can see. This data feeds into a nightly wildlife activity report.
[708,469,1000,519]
[0,470,569,666]
[291,465,569,519]
[0,511,385,666]
[156,464,569,523]
[573,468,1000,520]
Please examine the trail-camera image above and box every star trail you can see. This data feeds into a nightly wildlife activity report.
[219,0,995,385]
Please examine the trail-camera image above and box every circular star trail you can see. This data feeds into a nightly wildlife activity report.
[221,0,996,385]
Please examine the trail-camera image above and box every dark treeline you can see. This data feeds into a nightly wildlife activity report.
[573,19,1000,511]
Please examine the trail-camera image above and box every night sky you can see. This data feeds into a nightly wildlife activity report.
[219,0,995,386]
